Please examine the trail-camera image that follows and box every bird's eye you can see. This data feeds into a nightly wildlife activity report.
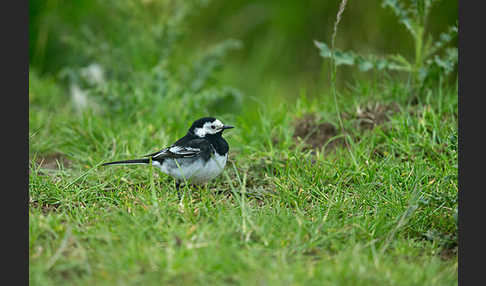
[211,125,215,129]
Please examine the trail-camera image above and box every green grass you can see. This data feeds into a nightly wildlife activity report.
[29,68,457,285]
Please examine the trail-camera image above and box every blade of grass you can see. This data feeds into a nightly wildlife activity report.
[329,0,358,168]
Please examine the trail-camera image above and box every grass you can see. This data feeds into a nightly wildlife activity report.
[29,64,457,285]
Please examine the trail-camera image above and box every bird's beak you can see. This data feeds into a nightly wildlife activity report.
[222,125,234,130]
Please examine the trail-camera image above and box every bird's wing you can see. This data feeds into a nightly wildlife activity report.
[144,138,211,160]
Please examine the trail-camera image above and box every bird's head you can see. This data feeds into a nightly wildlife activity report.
[189,117,234,138]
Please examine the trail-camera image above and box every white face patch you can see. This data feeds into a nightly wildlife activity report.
[194,119,225,137]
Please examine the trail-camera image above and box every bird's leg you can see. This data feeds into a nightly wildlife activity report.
[175,180,182,200]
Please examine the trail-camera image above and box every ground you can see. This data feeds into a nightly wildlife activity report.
[29,72,458,285]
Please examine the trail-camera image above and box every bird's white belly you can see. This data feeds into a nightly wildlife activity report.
[154,153,228,184]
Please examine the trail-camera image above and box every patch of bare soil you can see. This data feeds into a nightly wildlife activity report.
[29,200,61,214]
[33,153,72,171]
[350,102,401,131]
[291,102,401,153]
[440,247,458,261]
[292,114,345,152]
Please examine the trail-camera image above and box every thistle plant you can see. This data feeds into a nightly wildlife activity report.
[315,0,457,90]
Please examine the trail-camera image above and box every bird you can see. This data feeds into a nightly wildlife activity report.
[102,117,234,195]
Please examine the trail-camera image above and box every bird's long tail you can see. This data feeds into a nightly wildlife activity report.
[102,158,150,166]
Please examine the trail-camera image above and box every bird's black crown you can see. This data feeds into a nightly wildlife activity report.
[188,117,218,134]
[189,117,217,130]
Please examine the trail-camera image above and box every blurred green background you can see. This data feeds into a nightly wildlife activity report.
[29,2,459,284]
[29,0,457,106]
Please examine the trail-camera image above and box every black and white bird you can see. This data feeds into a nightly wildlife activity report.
[102,117,234,192]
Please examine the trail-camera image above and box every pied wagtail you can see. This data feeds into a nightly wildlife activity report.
[102,117,234,193]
